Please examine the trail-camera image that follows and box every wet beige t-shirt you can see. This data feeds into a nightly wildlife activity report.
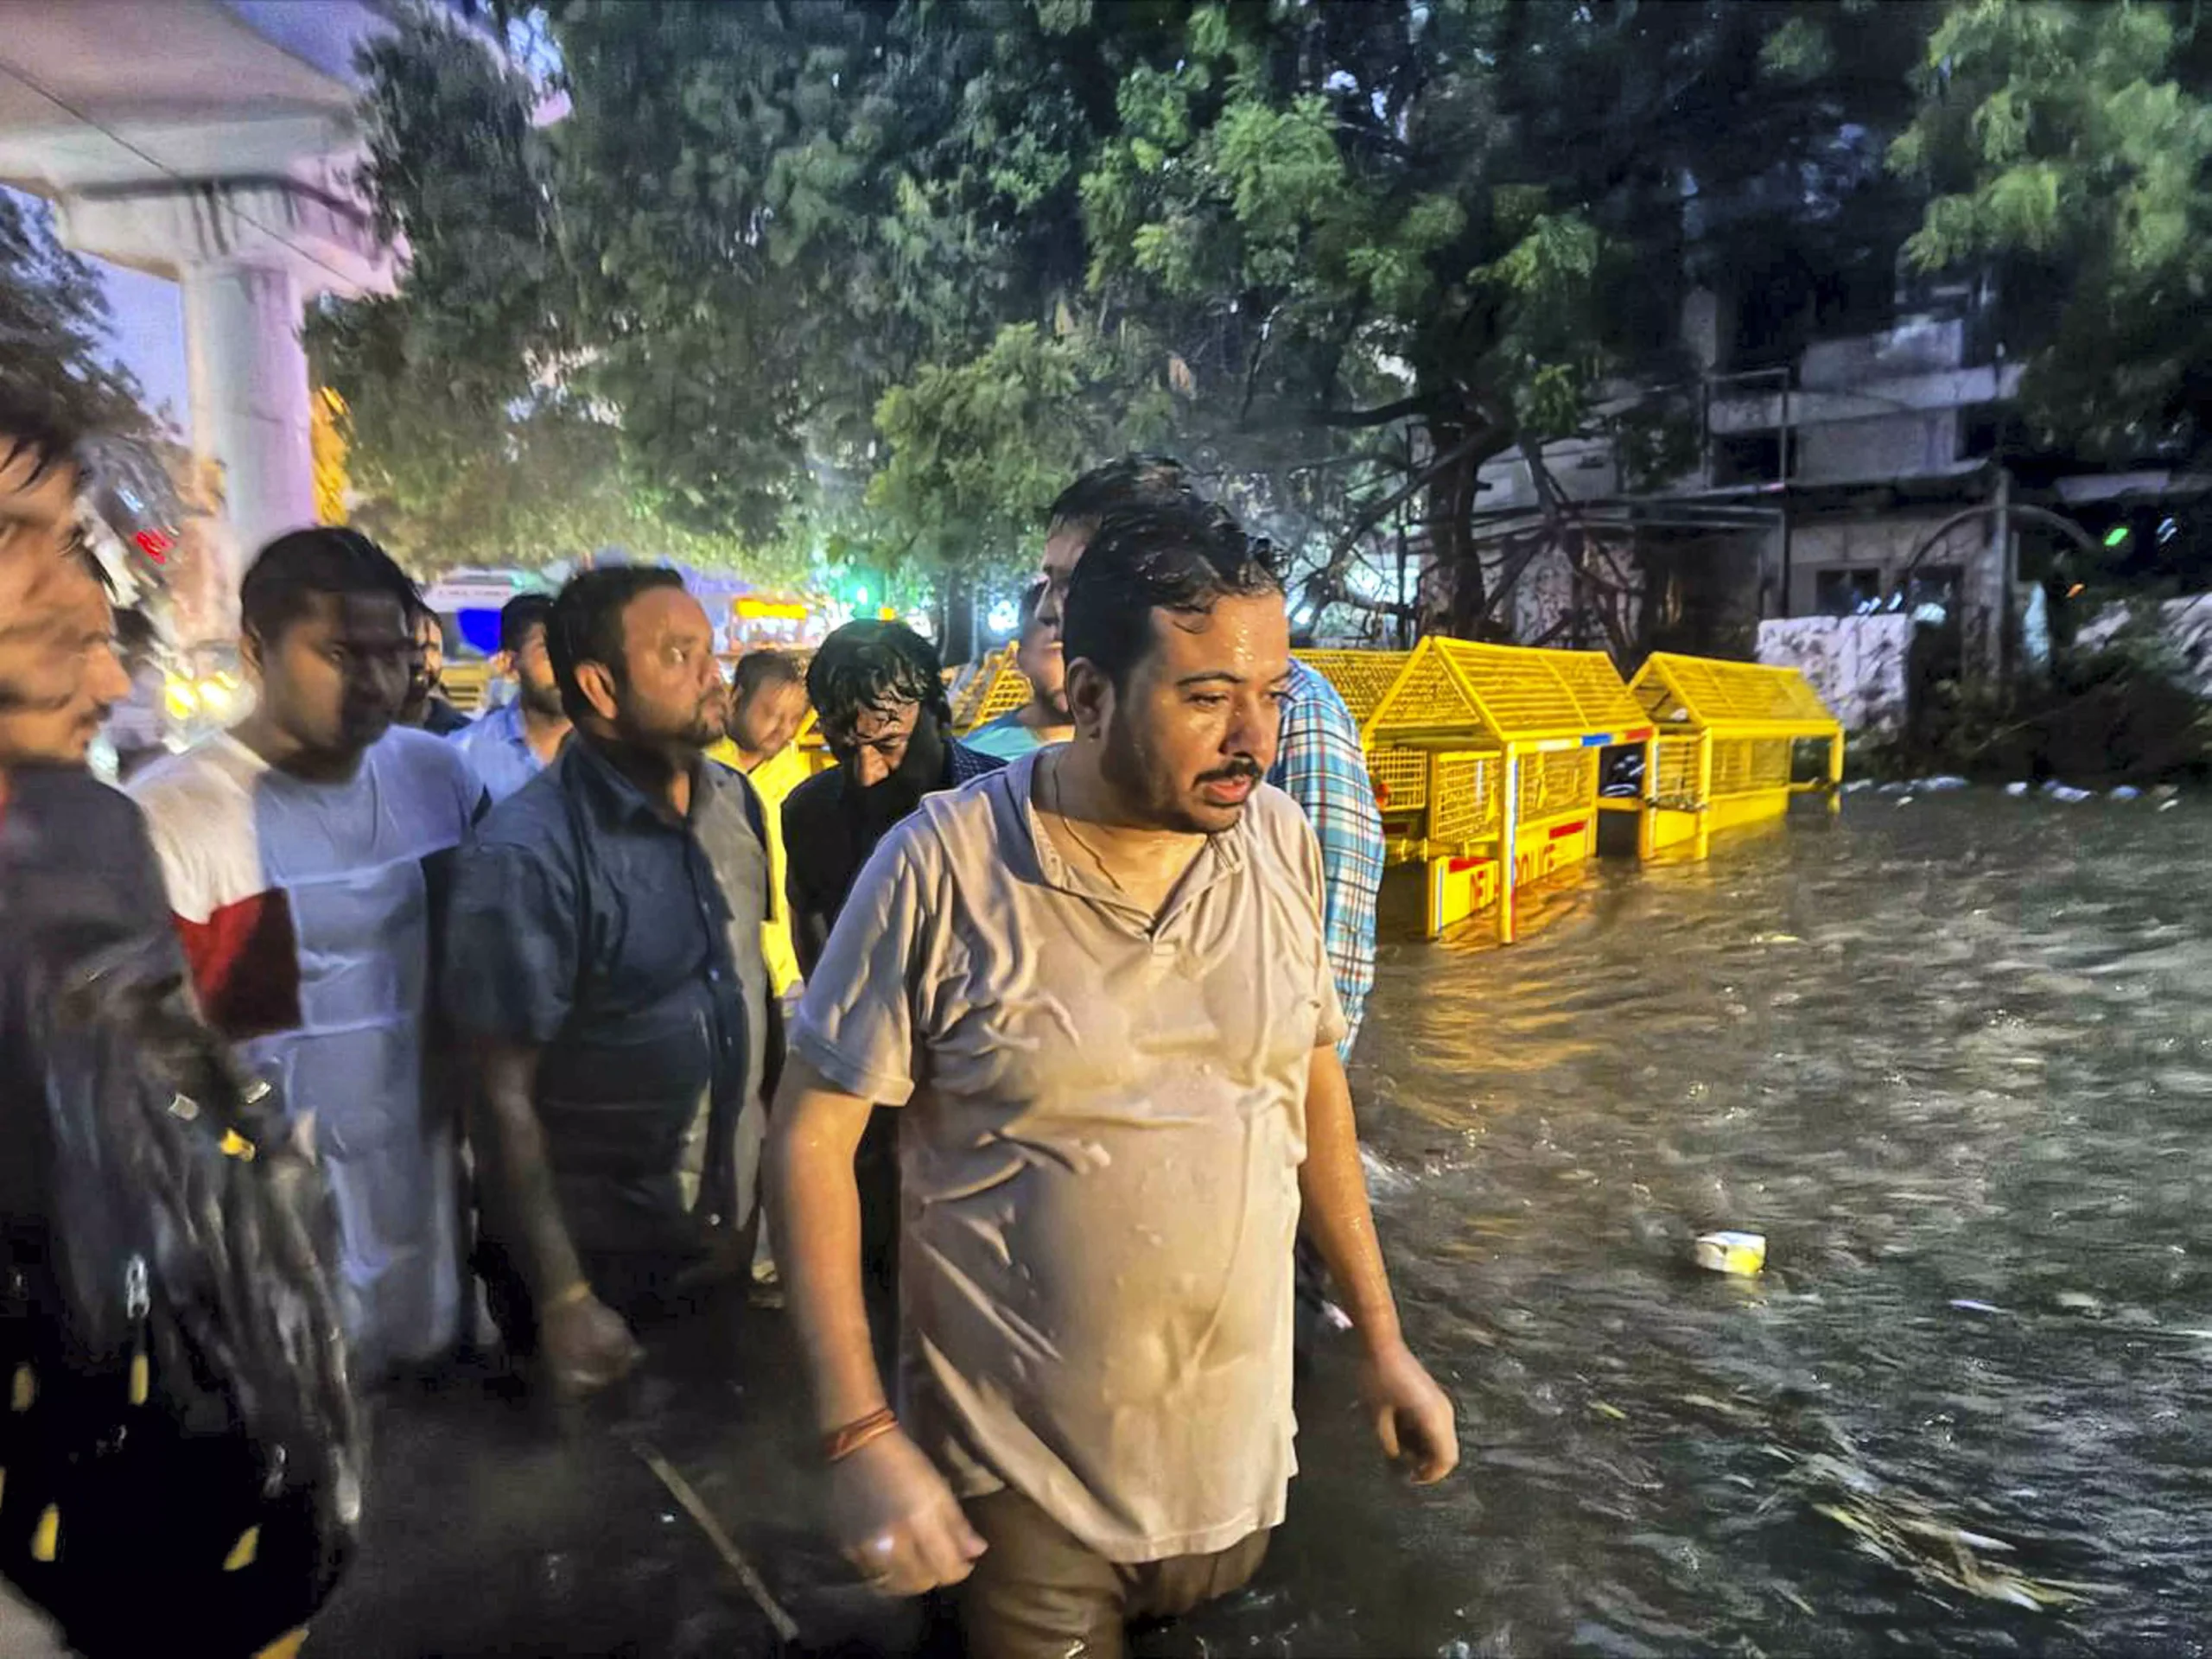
[791,750,1347,1562]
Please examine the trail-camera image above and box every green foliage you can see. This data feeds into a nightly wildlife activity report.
[0,190,151,440]
[310,4,779,575]
[1896,0,2212,454]
[334,0,1949,626]
[869,321,1172,575]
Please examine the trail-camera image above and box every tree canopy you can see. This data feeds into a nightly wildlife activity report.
[325,0,2070,639]
[1895,0,2212,462]
[0,188,152,441]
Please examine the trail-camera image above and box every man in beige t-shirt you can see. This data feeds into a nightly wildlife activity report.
[769,497,1457,1659]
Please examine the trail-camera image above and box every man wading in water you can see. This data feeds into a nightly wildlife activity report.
[768,497,1457,1659]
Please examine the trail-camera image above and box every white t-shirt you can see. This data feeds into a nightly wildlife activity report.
[130,726,480,1374]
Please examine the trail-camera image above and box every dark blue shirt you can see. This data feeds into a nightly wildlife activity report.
[443,738,772,1256]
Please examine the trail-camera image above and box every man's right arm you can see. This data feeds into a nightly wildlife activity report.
[772,830,983,1597]
[444,833,639,1395]
[769,1058,983,1595]
[471,1038,638,1393]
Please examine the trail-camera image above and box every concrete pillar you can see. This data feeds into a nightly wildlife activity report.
[49,179,396,639]
[181,260,318,567]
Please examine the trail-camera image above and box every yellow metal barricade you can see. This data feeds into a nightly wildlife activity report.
[1629,652,1845,857]
[950,645,1029,734]
[1359,638,1653,943]
[1295,646,1422,822]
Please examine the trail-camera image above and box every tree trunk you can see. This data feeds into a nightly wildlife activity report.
[939,567,978,666]
[1426,419,1487,639]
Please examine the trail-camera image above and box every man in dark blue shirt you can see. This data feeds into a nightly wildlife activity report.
[444,567,775,1398]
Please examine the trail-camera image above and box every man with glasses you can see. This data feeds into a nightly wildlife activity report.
[779,620,1003,1303]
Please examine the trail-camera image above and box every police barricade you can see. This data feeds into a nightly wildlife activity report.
[1350,639,1653,944]
[950,644,1023,734]
[1626,653,1845,859]
[951,645,1033,736]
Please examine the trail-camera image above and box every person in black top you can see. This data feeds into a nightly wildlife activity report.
[0,385,334,1658]
[781,620,1006,976]
[779,621,1004,1306]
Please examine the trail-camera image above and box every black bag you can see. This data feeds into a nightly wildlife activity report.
[0,934,363,1656]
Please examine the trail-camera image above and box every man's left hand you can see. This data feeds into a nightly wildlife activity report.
[1357,1338,1459,1485]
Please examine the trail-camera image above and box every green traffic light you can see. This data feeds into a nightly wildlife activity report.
[2104,525,2132,548]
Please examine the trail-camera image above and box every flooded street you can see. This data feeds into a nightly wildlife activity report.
[315,792,2212,1657]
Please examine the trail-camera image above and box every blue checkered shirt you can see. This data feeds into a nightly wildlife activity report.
[1269,658,1383,1057]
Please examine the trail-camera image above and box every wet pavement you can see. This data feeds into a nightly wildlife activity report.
[309,791,2212,1656]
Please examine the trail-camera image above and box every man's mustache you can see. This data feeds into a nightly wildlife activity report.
[1197,758,1264,785]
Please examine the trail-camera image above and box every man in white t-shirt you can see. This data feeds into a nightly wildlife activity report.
[131,527,485,1378]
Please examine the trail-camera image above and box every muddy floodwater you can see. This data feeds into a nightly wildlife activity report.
[309,791,2212,1657]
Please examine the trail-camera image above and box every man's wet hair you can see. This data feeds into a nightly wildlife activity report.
[547,565,687,724]
[734,648,804,705]
[1046,454,1195,538]
[499,592,555,657]
[239,527,420,645]
[807,620,948,733]
[0,380,83,488]
[1063,496,1282,690]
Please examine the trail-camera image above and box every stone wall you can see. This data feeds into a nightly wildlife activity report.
[2075,595,2212,697]
[1756,614,1912,734]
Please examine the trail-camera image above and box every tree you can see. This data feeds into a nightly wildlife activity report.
[544,0,1114,563]
[1894,0,2212,461]
[1075,0,1938,645]
[0,188,151,439]
[307,5,772,576]
[336,0,1948,644]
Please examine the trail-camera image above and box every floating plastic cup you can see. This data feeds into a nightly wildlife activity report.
[1694,1230,1766,1275]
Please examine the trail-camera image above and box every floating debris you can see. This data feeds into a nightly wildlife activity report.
[2005,782,2031,798]
[1783,1450,2108,1614]
[1680,1392,1764,1427]
[2044,785,2094,804]
[1694,1232,1767,1275]
[2109,786,2141,802]
[1918,776,1971,792]
[1948,1299,2005,1315]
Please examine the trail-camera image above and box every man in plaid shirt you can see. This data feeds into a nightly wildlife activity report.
[1036,459,1385,1052]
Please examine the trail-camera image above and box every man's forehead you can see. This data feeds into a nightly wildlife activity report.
[1145,594,1290,671]
[0,441,75,505]
[852,696,919,728]
[0,450,80,564]
[312,589,408,636]
[1040,520,1087,577]
[624,586,708,635]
